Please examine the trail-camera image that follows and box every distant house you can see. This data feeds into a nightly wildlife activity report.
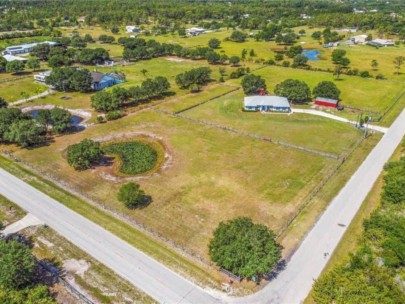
[323,41,340,48]
[2,41,59,55]
[244,96,291,113]
[126,26,140,33]
[34,71,51,82]
[314,97,339,108]
[368,39,394,47]
[77,16,86,23]
[351,34,368,44]
[2,54,28,62]
[187,27,205,36]
[91,72,124,91]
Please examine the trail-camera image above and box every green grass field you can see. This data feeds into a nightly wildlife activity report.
[8,108,338,262]
[0,77,47,103]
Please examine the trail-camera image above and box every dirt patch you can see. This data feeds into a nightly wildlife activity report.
[63,259,90,277]
[93,132,173,182]
[165,56,195,63]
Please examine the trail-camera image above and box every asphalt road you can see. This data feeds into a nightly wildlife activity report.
[1,109,404,304]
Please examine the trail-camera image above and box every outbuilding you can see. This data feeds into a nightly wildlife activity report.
[91,72,124,91]
[244,96,291,113]
[2,54,28,62]
[314,97,339,108]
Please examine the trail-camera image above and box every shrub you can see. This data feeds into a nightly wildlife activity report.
[117,182,147,208]
[103,141,157,175]
[376,73,385,80]
[67,139,104,170]
[106,110,122,121]
[360,71,371,78]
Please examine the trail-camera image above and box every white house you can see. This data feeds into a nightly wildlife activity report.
[244,96,291,113]
[126,26,140,33]
[187,27,205,36]
[351,34,368,44]
[34,71,51,83]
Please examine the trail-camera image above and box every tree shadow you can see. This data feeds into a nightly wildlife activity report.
[262,259,287,281]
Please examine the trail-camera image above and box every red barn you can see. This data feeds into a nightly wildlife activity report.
[314,97,339,108]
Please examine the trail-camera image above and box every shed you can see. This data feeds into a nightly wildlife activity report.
[314,97,339,108]
[244,96,291,113]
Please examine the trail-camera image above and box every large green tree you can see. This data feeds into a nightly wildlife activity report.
[4,119,45,147]
[91,91,121,112]
[6,61,25,74]
[50,108,72,133]
[208,38,221,49]
[312,81,341,100]
[0,239,36,289]
[0,97,7,108]
[67,139,104,170]
[241,74,266,95]
[209,217,281,278]
[274,79,311,103]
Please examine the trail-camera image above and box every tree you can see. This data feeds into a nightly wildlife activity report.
[332,49,350,66]
[313,81,341,100]
[35,109,52,130]
[30,44,51,60]
[0,239,36,289]
[111,26,119,34]
[71,36,86,49]
[0,285,54,303]
[178,28,186,37]
[209,217,281,278]
[274,53,284,61]
[208,38,221,49]
[293,54,308,66]
[274,79,311,103]
[0,108,26,141]
[393,56,404,74]
[206,51,221,64]
[50,107,72,133]
[27,58,40,71]
[0,56,7,72]
[175,67,212,89]
[229,56,240,66]
[241,74,266,95]
[67,139,104,170]
[230,30,246,42]
[0,97,7,108]
[91,91,121,112]
[241,48,247,60]
[117,182,147,208]
[371,59,378,70]
[311,31,322,40]
[4,119,45,147]
[48,55,69,68]
[6,61,25,74]
[84,33,94,42]
[287,45,303,58]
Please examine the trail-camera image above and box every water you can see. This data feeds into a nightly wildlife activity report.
[302,49,320,61]
[29,110,83,125]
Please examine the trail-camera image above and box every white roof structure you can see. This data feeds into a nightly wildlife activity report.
[370,39,394,46]
[244,96,290,108]
[2,54,27,62]
[315,97,339,105]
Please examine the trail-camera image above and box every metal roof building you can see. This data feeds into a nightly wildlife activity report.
[244,96,291,112]
[314,97,339,108]
[2,41,59,55]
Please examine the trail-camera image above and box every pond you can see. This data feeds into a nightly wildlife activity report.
[29,110,84,125]
[302,49,320,61]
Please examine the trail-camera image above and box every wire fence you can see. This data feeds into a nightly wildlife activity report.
[37,260,95,304]
[0,75,32,84]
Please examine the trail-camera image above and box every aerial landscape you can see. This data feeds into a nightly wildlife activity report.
[0,0,404,303]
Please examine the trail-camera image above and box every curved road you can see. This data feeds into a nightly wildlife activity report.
[1,109,404,304]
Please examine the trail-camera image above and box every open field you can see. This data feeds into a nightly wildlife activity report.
[6,109,339,263]
[0,77,48,102]
[184,89,362,155]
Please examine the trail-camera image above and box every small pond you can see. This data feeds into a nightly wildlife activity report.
[29,110,84,125]
[302,49,320,61]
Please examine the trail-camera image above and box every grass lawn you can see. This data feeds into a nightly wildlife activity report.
[25,91,94,110]
[7,109,337,263]
[184,89,362,155]
[0,194,26,226]
[0,77,48,102]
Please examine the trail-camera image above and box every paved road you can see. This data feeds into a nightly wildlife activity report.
[292,108,388,133]
[0,110,404,303]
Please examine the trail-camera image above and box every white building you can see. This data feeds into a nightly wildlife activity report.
[2,41,58,55]
[34,71,51,83]
[369,39,395,47]
[244,96,291,113]
[187,27,205,36]
[126,26,140,33]
[351,34,368,44]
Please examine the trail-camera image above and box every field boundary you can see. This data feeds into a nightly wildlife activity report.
[154,108,339,159]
